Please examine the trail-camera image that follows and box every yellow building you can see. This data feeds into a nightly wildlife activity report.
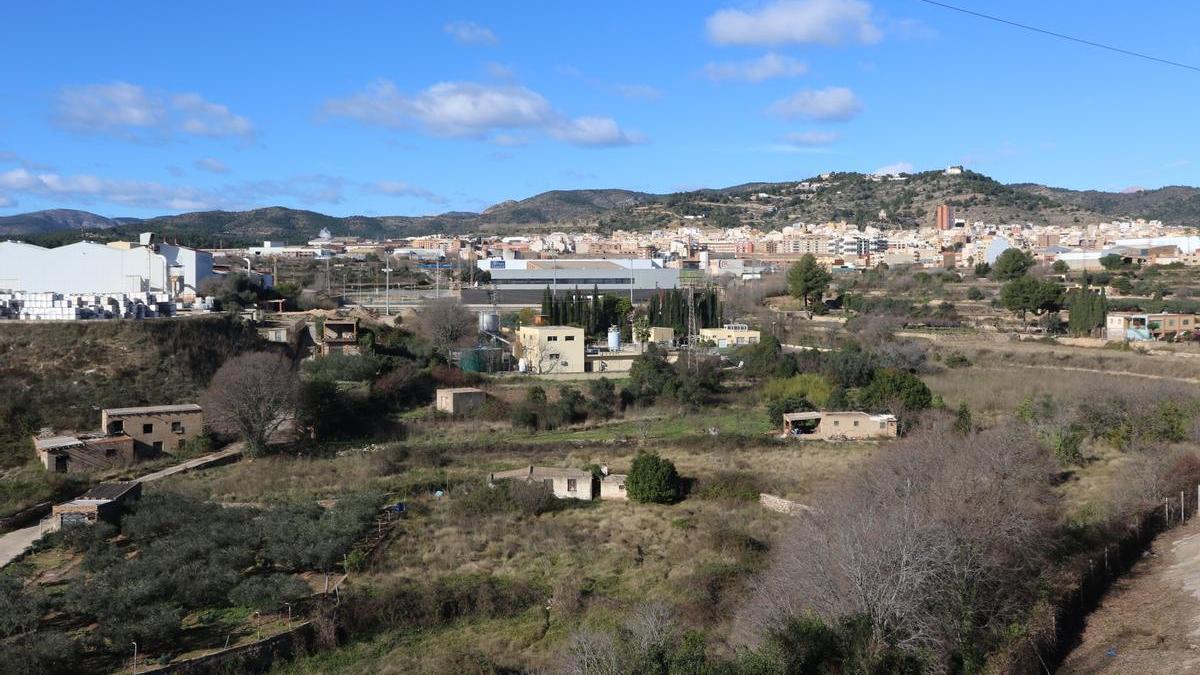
[699,323,761,349]
[515,325,586,374]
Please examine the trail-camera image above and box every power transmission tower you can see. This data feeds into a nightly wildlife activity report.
[686,285,699,371]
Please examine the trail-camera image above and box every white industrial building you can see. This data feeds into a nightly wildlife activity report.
[0,234,213,300]
[467,257,680,304]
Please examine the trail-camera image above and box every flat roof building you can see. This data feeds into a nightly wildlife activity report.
[489,466,595,500]
[699,324,761,349]
[516,325,586,374]
[465,258,679,304]
[101,403,203,455]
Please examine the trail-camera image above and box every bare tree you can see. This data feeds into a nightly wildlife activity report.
[413,297,477,350]
[202,351,299,455]
[735,420,1059,667]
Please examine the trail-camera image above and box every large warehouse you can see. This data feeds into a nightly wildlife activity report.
[0,235,213,299]
[464,258,680,304]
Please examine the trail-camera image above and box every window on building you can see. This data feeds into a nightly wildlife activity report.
[547,336,558,342]
[832,420,839,426]
[105,448,116,458]
[618,484,625,490]
[172,421,183,433]
[109,420,124,434]
[853,420,859,426]
[567,478,577,492]
[143,423,153,434]
[549,353,560,360]
[565,335,575,341]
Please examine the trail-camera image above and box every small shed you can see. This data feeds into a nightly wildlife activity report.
[436,387,488,415]
[51,481,143,528]
[599,473,628,501]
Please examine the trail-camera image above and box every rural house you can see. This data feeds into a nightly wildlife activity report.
[782,411,898,441]
[489,466,595,500]
[102,403,203,454]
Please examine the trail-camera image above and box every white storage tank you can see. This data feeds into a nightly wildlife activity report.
[607,325,621,351]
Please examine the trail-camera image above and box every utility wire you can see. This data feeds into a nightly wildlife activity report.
[917,0,1200,73]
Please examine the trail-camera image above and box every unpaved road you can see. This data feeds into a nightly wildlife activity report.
[1061,518,1200,674]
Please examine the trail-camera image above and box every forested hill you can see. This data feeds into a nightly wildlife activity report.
[6,170,1199,247]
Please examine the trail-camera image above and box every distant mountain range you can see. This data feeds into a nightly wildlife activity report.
[5,170,1200,247]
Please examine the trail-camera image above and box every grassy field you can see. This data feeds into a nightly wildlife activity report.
[148,397,877,673]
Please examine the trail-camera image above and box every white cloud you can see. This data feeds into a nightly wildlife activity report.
[171,93,254,138]
[0,167,350,212]
[372,180,446,204]
[768,86,862,121]
[549,117,644,147]
[0,194,15,208]
[703,53,808,82]
[784,130,839,145]
[194,158,230,174]
[873,161,913,176]
[707,0,882,46]
[323,80,644,147]
[0,167,215,210]
[53,82,254,142]
[444,20,498,46]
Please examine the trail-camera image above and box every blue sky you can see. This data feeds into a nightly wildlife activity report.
[1,0,1198,218]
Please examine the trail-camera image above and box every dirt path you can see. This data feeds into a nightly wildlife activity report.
[975,363,1200,385]
[1061,518,1200,674]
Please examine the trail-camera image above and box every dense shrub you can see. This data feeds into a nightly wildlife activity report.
[626,452,679,504]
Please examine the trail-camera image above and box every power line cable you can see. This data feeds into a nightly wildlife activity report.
[917,0,1200,73]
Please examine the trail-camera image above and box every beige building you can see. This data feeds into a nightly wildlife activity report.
[646,326,675,346]
[782,411,898,440]
[489,466,595,500]
[101,403,203,454]
[435,387,488,415]
[515,325,586,374]
[1106,312,1198,342]
[599,473,628,501]
[699,323,761,349]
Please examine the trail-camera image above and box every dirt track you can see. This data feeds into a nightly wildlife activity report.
[1061,518,1200,674]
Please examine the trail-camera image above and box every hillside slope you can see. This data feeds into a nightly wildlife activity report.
[0,209,125,236]
[6,169,1198,245]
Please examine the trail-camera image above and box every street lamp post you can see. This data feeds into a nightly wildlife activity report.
[381,267,393,315]
[131,641,138,674]
[283,601,293,624]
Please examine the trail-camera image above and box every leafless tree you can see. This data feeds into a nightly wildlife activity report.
[560,627,622,675]
[413,297,477,349]
[735,421,1058,667]
[202,351,299,455]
